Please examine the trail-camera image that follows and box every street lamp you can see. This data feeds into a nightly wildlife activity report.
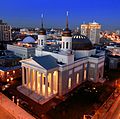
[17,99,19,106]
[12,96,15,102]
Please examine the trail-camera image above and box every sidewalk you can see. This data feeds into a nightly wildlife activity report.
[0,93,35,119]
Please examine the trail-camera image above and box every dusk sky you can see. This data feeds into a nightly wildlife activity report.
[0,0,120,30]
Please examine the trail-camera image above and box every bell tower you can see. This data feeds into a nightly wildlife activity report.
[38,14,46,48]
[61,11,72,52]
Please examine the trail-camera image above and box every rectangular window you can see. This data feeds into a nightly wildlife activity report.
[84,69,86,80]
[68,78,72,89]
[13,70,15,74]
[76,73,79,84]
[66,42,68,49]
[7,72,9,75]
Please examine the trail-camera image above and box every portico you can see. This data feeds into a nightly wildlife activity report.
[22,66,58,98]
[18,55,59,102]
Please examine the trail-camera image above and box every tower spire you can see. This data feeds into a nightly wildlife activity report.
[66,11,69,29]
[39,13,46,35]
[41,13,44,28]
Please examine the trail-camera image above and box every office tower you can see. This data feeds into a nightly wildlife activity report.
[0,20,12,42]
[81,21,101,44]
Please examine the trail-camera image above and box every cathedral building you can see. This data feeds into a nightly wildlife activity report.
[18,13,105,104]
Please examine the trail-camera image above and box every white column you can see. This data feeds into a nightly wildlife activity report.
[40,73,42,95]
[65,41,66,50]
[62,42,63,49]
[45,74,48,98]
[35,70,37,92]
[22,67,25,86]
[51,73,53,94]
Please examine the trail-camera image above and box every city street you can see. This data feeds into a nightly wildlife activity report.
[0,105,15,119]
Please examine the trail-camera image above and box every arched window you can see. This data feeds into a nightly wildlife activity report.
[41,39,43,45]
[66,42,68,49]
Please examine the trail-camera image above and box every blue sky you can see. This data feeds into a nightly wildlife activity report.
[0,0,120,30]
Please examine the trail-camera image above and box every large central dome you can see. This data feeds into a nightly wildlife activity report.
[72,34,93,50]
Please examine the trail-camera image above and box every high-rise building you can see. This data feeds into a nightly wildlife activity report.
[81,21,101,44]
[0,20,12,42]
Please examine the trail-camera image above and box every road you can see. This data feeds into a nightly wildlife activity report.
[0,105,15,119]
[110,102,120,119]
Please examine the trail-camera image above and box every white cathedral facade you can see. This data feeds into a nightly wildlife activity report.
[18,14,105,104]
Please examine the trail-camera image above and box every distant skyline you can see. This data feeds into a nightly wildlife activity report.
[0,0,120,30]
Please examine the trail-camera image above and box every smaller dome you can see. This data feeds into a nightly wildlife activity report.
[22,36,35,43]
[62,28,72,37]
[39,28,46,35]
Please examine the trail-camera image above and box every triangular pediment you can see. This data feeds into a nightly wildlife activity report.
[21,55,58,71]
[29,59,46,70]
[21,58,46,70]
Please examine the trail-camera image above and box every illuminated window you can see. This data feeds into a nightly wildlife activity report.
[7,72,9,75]
[68,78,72,89]
[84,69,87,80]
[13,70,15,74]
[7,79,9,82]
[76,73,79,84]
[11,77,13,81]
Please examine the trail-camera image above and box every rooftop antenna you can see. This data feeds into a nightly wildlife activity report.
[41,13,44,28]
[66,11,69,29]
